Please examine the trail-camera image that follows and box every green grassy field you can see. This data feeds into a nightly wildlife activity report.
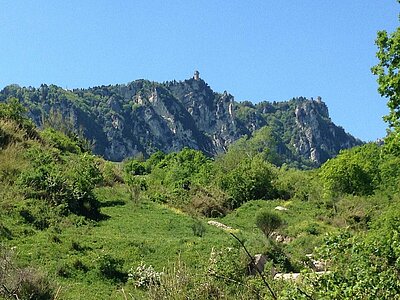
[2,184,338,299]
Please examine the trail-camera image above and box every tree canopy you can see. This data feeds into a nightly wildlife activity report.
[371,1,400,138]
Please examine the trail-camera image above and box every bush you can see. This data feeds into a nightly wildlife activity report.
[18,200,60,230]
[320,143,382,197]
[128,262,163,288]
[275,168,322,202]
[191,219,206,237]
[17,149,102,219]
[303,207,400,299]
[217,156,278,209]
[0,97,35,132]
[98,160,123,186]
[188,186,227,217]
[40,127,81,154]
[98,254,126,282]
[255,209,283,238]
[0,246,54,300]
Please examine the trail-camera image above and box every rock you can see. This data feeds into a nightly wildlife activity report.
[305,254,327,271]
[249,254,268,275]
[274,271,330,281]
[3,80,362,163]
[207,220,233,231]
[293,99,361,164]
[274,273,301,281]
[274,206,288,211]
[270,232,292,244]
[313,260,326,271]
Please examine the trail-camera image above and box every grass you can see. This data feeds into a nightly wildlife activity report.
[0,177,342,299]
[0,178,384,299]
[3,185,241,299]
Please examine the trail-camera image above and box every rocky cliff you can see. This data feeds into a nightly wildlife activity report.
[0,76,362,166]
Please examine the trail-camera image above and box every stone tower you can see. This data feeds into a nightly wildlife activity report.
[193,70,200,80]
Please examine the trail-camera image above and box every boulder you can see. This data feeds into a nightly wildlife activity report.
[248,254,268,275]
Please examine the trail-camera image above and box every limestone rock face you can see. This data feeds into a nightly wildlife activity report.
[293,100,360,163]
[0,79,362,164]
[168,79,245,152]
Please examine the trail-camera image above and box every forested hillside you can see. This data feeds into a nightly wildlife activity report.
[0,77,361,167]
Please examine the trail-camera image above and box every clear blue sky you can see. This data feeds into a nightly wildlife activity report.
[1,1,398,141]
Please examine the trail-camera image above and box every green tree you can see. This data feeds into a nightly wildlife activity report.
[371,2,400,129]
[0,97,34,130]
[153,148,212,189]
[224,126,283,166]
[255,209,283,238]
[320,144,381,197]
[217,155,277,208]
[371,1,400,155]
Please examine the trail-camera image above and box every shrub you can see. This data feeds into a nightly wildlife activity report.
[189,186,227,217]
[40,127,81,154]
[191,219,206,237]
[98,254,126,282]
[98,160,123,186]
[123,159,147,176]
[0,97,35,132]
[17,150,102,219]
[320,143,382,197]
[217,156,278,209]
[0,246,54,300]
[128,262,163,288]
[255,209,283,238]
[18,201,56,230]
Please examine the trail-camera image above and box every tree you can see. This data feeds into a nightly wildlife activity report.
[217,155,277,209]
[371,1,400,153]
[320,144,381,198]
[223,126,283,166]
[0,97,34,130]
[255,209,283,238]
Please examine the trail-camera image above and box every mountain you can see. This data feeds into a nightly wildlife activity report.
[0,74,362,166]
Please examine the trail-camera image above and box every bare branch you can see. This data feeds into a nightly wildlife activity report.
[230,233,277,299]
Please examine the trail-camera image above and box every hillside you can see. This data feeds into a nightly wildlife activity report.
[1,99,400,299]
[0,74,362,166]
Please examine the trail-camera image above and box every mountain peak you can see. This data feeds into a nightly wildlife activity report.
[0,78,362,166]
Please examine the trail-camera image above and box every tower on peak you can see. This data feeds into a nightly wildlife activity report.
[193,70,200,80]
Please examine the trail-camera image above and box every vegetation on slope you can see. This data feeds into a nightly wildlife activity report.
[1,92,400,299]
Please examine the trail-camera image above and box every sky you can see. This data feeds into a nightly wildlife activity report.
[1,1,399,141]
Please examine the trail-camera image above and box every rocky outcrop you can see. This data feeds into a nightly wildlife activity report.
[0,77,362,164]
[168,79,245,152]
[293,99,360,163]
